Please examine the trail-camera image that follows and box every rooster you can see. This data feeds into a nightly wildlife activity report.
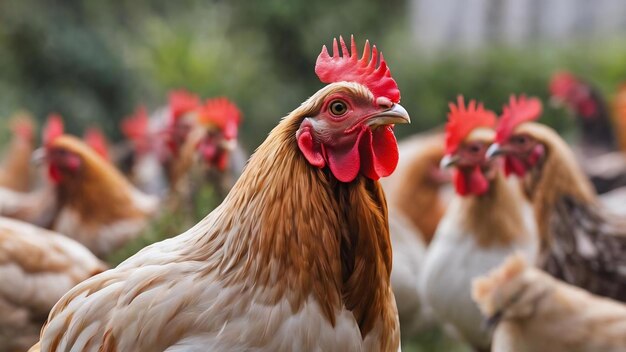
[170,97,247,200]
[0,216,105,352]
[120,105,170,197]
[420,97,538,352]
[0,113,36,192]
[40,115,159,258]
[487,95,626,302]
[30,36,409,352]
[549,71,626,194]
[473,254,626,352]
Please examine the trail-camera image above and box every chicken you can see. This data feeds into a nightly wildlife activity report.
[381,131,450,245]
[41,115,159,258]
[170,97,246,201]
[0,216,105,352]
[549,71,616,157]
[487,95,626,301]
[420,97,538,352]
[472,254,626,352]
[549,71,626,194]
[120,105,169,197]
[0,113,36,192]
[30,36,409,352]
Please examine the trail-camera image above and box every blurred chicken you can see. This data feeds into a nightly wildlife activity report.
[0,216,105,352]
[120,105,169,197]
[0,113,36,192]
[420,97,538,352]
[170,97,246,201]
[41,115,159,258]
[549,71,626,194]
[381,131,450,244]
[473,254,626,352]
[31,36,408,352]
[488,95,626,301]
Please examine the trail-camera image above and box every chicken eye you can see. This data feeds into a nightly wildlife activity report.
[512,136,527,145]
[468,144,482,154]
[329,100,348,116]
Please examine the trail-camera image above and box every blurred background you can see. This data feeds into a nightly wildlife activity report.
[2,1,626,350]
[3,0,626,147]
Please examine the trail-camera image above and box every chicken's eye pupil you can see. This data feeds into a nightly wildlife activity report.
[329,100,348,116]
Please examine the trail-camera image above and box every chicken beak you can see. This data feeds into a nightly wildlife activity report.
[366,103,411,127]
[486,143,507,159]
[439,154,459,169]
[31,147,46,166]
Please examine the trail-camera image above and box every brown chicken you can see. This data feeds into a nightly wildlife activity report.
[488,95,626,301]
[473,254,626,352]
[41,115,159,258]
[0,216,105,352]
[31,36,409,352]
[0,113,36,192]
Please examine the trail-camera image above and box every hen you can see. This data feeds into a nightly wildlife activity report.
[488,95,626,301]
[41,115,159,258]
[0,113,36,192]
[420,97,538,352]
[473,254,626,352]
[30,36,409,352]
[0,216,105,352]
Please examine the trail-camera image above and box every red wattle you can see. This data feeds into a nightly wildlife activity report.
[359,126,399,180]
[504,156,527,177]
[48,165,62,184]
[326,131,363,183]
[453,166,489,196]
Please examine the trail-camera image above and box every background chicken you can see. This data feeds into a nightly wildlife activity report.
[0,216,105,352]
[549,71,626,194]
[488,95,626,301]
[0,113,36,192]
[420,97,538,352]
[170,97,246,200]
[41,115,159,258]
[30,36,409,352]
[473,254,626,352]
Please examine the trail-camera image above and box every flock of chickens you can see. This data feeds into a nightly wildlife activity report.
[1,36,626,352]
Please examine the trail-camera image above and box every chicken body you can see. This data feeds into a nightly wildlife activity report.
[473,255,626,352]
[46,136,159,258]
[421,174,537,350]
[493,122,626,301]
[33,80,406,351]
[0,217,105,352]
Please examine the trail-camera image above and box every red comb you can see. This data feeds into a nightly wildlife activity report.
[315,35,400,103]
[549,71,579,98]
[44,113,64,146]
[197,97,242,140]
[445,96,496,154]
[84,127,110,160]
[121,105,149,142]
[495,95,543,143]
[169,89,200,122]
